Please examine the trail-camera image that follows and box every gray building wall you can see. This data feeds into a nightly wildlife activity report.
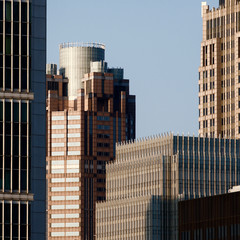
[31,0,46,239]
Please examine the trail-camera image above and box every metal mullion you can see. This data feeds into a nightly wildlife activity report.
[3,0,5,91]
[26,201,28,240]
[18,100,20,193]
[10,99,12,193]
[27,0,29,93]
[26,100,29,193]
[10,201,12,240]
[1,201,3,239]
[3,100,5,192]
[10,0,13,92]
[19,0,21,91]
[18,202,20,240]
[19,101,21,192]
[2,201,4,239]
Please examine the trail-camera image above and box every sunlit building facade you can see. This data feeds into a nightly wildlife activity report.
[199,0,240,138]
[96,134,240,239]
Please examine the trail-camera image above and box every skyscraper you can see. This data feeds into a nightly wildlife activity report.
[96,134,240,239]
[46,44,135,239]
[0,0,46,239]
[199,0,240,138]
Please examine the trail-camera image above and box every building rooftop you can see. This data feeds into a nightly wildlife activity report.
[59,42,105,49]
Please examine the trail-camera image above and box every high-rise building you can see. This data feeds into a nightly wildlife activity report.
[0,0,46,239]
[46,46,135,239]
[96,134,240,239]
[178,189,240,240]
[199,0,240,138]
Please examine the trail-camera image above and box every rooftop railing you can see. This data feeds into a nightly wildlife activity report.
[59,42,105,49]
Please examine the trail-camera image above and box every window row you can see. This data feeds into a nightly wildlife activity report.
[221,91,235,100]
[221,78,235,87]
[0,33,29,55]
[221,53,235,63]
[0,201,30,239]
[0,1,28,22]
[221,104,236,113]
[200,83,215,92]
[201,94,215,104]
[97,142,110,148]
[222,117,235,126]
[221,66,235,75]
[0,21,29,36]
[207,14,235,30]
[47,81,67,97]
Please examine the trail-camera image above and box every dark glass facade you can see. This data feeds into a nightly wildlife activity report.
[0,0,46,239]
[179,191,240,240]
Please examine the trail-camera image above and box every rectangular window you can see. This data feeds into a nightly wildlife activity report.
[5,36,11,55]
[21,3,27,22]
[0,2,3,21]
[5,2,11,22]
[13,2,19,22]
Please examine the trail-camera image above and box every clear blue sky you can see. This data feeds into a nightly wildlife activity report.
[47,0,218,138]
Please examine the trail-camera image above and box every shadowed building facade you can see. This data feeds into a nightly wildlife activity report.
[0,0,46,239]
[46,54,135,239]
[96,134,240,239]
[179,190,240,240]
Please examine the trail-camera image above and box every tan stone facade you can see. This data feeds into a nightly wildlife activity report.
[46,71,135,239]
[199,0,240,138]
[96,134,240,239]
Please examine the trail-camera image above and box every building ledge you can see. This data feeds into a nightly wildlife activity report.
[0,193,34,201]
[0,92,34,100]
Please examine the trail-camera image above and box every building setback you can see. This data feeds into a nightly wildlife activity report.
[199,0,240,138]
[0,0,46,239]
[46,52,135,239]
[96,134,240,239]
[179,190,240,240]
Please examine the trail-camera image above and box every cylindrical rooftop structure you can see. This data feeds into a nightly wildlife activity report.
[59,42,105,98]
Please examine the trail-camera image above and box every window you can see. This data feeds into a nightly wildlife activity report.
[97,143,110,148]
[21,3,27,22]
[5,36,11,55]
[97,125,110,130]
[13,2,19,22]
[5,2,11,21]
[97,116,110,121]
[63,82,68,96]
